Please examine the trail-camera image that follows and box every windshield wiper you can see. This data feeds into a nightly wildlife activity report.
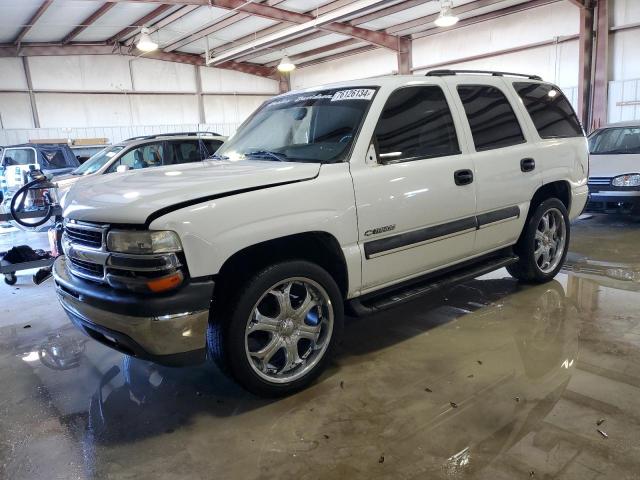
[244,150,288,162]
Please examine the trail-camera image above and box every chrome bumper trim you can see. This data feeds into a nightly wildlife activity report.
[57,288,208,356]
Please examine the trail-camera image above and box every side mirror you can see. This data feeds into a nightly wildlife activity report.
[116,165,130,173]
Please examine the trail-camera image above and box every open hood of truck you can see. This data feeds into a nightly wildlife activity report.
[62,160,321,224]
[589,153,640,178]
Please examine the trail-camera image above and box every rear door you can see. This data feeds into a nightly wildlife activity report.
[350,84,477,291]
[447,78,542,255]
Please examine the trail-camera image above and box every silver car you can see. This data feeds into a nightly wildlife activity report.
[586,121,640,214]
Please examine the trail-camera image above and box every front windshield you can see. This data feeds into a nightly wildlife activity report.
[73,145,125,175]
[589,127,640,155]
[215,87,377,163]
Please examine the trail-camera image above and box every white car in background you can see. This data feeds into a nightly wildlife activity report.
[55,132,227,194]
[586,122,640,214]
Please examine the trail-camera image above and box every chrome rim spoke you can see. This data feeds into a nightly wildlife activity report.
[535,208,566,274]
[244,276,334,384]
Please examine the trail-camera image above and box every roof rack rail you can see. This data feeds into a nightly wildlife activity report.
[425,69,543,81]
[124,131,222,142]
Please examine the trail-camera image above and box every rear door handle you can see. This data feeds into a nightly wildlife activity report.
[521,158,535,172]
[454,169,474,186]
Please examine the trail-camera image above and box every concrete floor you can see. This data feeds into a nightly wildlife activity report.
[0,215,639,479]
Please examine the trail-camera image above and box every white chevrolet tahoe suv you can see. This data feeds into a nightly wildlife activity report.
[53,70,589,396]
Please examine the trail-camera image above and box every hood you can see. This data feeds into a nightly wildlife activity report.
[589,153,640,177]
[62,160,320,224]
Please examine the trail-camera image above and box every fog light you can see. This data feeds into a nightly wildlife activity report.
[146,271,184,293]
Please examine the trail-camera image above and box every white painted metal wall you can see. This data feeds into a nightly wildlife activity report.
[607,0,640,123]
[0,55,277,143]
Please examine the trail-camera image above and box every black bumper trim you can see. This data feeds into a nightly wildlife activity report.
[53,256,214,317]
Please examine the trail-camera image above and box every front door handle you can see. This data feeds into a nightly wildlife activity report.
[454,169,474,186]
[521,157,536,172]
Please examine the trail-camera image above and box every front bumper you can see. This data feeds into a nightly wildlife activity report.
[586,191,640,214]
[53,255,214,366]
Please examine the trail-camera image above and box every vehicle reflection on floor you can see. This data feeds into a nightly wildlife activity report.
[1,214,639,479]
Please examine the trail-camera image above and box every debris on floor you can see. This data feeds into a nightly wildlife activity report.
[378,455,385,464]
[450,402,458,408]
[596,418,605,426]
[597,429,608,439]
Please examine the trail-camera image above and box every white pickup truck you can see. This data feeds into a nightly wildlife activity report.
[53,71,589,396]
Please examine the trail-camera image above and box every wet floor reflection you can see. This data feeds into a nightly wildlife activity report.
[1,214,639,479]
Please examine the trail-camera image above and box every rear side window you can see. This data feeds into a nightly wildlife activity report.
[163,140,202,165]
[457,85,525,151]
[374,86,460,162]
[514,82,583,139]
[3,148,35,166]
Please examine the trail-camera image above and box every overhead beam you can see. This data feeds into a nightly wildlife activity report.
[14,0,53,45]
[567,0,591,8]
[412,0,561,39]
[163,0,294,53]
[387,0,507,35]
[62,3,116,44]
[206,0,400,65]
[264,38,362,66]
[107,4,173,44]
[209,0,353,57]
[0,43,276,79]
[124,5,199,45]
[231,0,428,64]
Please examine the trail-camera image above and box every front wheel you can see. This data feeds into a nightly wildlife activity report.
[207,260,343,397]
[507,198,570,283]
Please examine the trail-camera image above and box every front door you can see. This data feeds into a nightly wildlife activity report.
[350,84,477,292]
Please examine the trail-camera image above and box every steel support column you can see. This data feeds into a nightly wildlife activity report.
[591,0,609,131]
[22,57,40,128]
[577,5,594,128]
[397,37,412,74]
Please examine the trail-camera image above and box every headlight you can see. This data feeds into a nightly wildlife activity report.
[107,230,182,254]
[612,174,640,187]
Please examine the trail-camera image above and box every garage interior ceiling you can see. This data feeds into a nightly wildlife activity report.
[0,0,578,78]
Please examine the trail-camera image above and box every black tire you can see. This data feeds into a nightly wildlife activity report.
[4,273,17,286]
[507,198,570,283]
[207,260,344,397]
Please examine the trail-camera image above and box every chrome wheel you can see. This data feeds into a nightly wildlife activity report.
[534,208,566,274]
[244,277,334,384]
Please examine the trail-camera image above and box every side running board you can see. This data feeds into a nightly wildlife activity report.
[346,252,519,317]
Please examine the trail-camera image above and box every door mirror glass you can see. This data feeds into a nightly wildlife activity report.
[116,164,130,173]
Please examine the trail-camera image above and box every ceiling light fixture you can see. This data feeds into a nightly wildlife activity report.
[434,0,459,27]
[137,27,158,52]
[277,53,296,73]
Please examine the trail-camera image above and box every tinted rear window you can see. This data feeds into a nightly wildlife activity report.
[514,82,583,139]
[457,85,525,151]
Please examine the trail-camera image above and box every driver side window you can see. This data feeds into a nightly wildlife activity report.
[374,86,460,163]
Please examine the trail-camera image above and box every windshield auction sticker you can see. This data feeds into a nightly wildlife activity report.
[331,89,375,102]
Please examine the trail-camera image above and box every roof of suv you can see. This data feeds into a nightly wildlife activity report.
[113,133,227,148]
[281,70,548,97]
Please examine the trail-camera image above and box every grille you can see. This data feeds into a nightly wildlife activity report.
[587,177,612,186]
[65,223,104,249]
[69,257,104,280]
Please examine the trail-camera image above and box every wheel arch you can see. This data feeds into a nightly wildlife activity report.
[214,231,349,300]
[529,180,571,217]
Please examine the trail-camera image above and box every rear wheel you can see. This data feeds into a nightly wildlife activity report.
[508,198,569,283]
[207,260,343,397]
